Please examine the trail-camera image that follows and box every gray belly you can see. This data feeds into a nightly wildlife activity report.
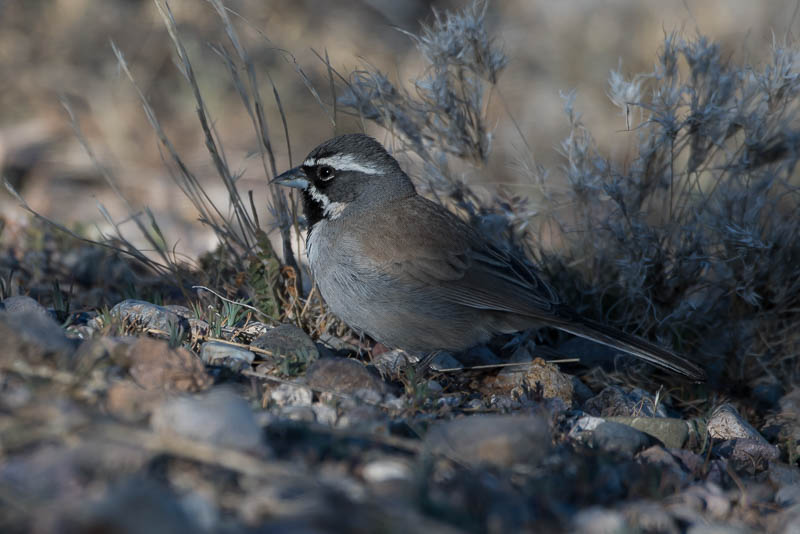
[306,224,500,351]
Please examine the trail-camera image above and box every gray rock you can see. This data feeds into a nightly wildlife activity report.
[584,386,668,417]
[621,501,677,533]
[251,323,319,363]
[426,379,443,394]
[125,337,211,392]
[200,340,254,372]
[110,299,189,334]
[336,404,386,429]
[776,484,800,507]
[269,382,313,407]
[708,403,767,442]
[686,525,752,534]
[424,414,550,468]
[713,438,779,472]
[774,505,800,534]
[572,507,627,534]
[637,446,695,489]
[465,398,484,410]
[312,403,338,426]
[669,482,731,522]
[429,352,464,371]
[567,414,605,444]
[51,477,198,534]
[0,295,49,315]
[306,357,390,399]
[162,304,193,318]
[605,416,700,449]
[436,393,464,409]
[668,448,707,477]
[769,463,800,487]
[589,421,660,458]
[361,458,412,483]
[0,310,77,366]
[151,387,265,453]
[279,405,317,422]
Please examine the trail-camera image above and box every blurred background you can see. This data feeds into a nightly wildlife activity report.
[1,0,798,258]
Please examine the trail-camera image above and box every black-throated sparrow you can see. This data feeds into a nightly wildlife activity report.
[274,134,706,380]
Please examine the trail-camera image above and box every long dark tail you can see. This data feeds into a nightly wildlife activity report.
[552,313,707,381]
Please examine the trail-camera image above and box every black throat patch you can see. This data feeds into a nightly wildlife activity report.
[302,189,325,233]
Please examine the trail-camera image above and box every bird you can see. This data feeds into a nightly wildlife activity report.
[273,133,706,381]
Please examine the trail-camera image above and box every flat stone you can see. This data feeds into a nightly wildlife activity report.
[335,403,386,430]
[200,341,254,372]
[106,380,166,422]
[589,421,660,458]
[251,324,319,374]
[423,414,550,469]
[708,403,768,443]
[110,299,189,334]
[769,462,800,487]
[776,484,800,507]
[151,387,265,453]
[568,414,607,443]
[668,482,731,522]
[621,501,677,533]
[686,524,751,534]
[0,310,78,366]
[268,382,313,407]
[0,295,49,315]
[637,445,694,488]
[306,357,389,398]
[713,438,779,472]
[605,416,698,449]
[311,403,338,426]
[279,405,317,422]
[52,478,198,534]
[584,386,668,417]
[361,458,412,483]
[251,323,318,359]
[572,507,627,534]
[124,337,211,392]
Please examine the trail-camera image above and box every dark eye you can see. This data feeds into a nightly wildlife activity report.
[317,165,335,181]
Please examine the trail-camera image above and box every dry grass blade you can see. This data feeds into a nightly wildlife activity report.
[151,2,257,255]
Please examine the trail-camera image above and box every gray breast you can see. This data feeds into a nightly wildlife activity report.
[304,219,500,352]
[306,220,382,325]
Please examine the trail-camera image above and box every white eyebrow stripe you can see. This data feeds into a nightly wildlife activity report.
[304,154,382,175]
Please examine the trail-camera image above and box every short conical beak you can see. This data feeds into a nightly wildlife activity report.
[271,167,309,189]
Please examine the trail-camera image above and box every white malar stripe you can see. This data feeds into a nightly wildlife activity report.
[307,185,348,220]
[304,154,382,175]
[307,185,330,209]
